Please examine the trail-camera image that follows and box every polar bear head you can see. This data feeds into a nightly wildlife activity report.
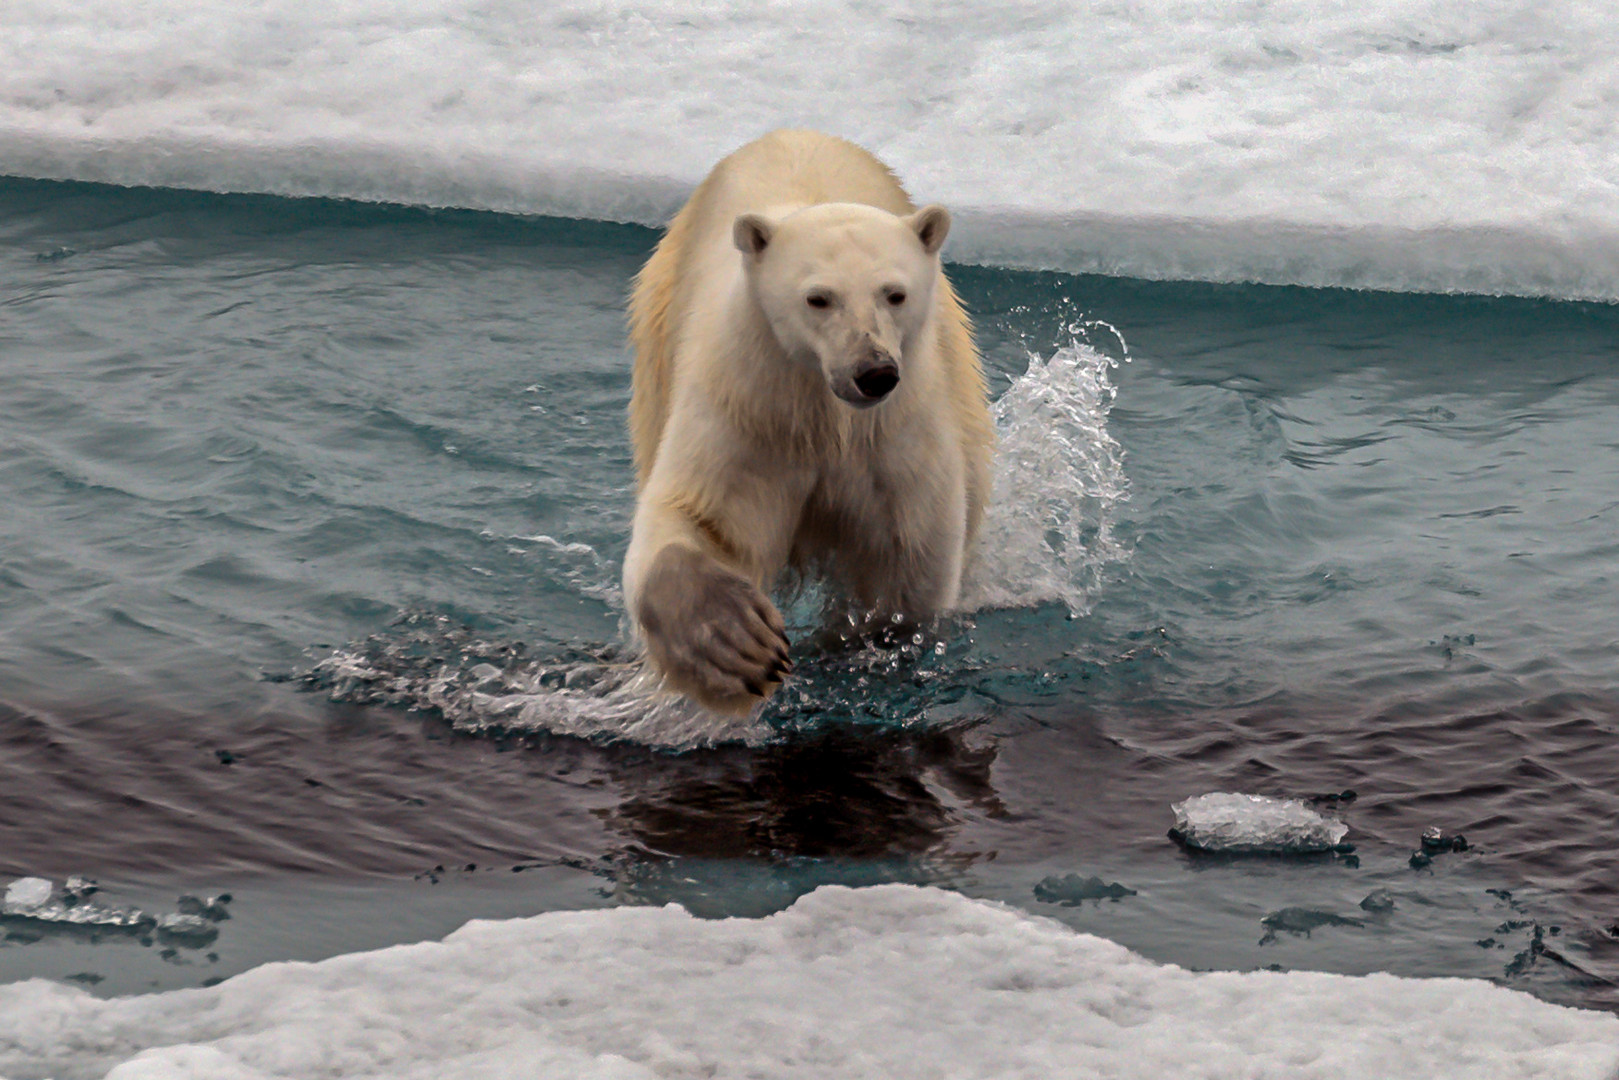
[734,202,950,408]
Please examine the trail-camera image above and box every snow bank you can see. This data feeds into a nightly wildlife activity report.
[2,885,1614,1080]
[3,1,1618,301]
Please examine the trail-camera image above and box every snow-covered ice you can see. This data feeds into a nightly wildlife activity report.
[1171,792,1352,853]
[1,885,1614,1080]
[4,1,1618,300]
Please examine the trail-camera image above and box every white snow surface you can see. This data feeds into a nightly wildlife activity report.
[4,1,1619,300]
[2,886,1615,1080]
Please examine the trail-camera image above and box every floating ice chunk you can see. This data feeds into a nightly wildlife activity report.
[176,894,233,922]
[2,879,227,944]
[1360,889,1397,914]
[1420,826,1469,853]
[4,877,52,911]
[1260,907,1364,944]
[157,913,219,947]
[62,876,99,904]
[1,877,155,934]
[1033,874,1137,906]
[1170,792,1349,854]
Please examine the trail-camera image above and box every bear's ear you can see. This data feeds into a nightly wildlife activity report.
[733,214,775,259]
[907,204,951,255]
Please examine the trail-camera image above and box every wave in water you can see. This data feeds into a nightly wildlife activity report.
[306,340,1130,748]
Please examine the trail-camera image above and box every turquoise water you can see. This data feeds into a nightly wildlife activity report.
[2,179,1617,1008]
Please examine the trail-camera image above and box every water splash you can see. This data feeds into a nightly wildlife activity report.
[964,339,1132,613]
[303,613,770,749]
[303,613,1006,750]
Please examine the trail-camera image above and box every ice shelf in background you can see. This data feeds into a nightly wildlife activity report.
[1170,792,1352,854]
[1,886,1614,1080]
[3,1,1619,301]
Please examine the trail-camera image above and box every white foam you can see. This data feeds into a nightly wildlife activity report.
[3,1,1617,300]
[2,886,1614,1079]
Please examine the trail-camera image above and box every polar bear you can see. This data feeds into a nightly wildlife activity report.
[624,129,993,713]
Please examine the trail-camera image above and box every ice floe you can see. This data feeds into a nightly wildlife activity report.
[1,885,1614,1079]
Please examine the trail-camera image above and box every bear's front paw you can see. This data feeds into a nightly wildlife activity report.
[635,545,792,712]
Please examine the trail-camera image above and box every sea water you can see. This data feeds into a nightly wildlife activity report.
[2,178,1617,1037]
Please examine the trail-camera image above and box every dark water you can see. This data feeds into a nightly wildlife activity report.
[1,178,1616,1009]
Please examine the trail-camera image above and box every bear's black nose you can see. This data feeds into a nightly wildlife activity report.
[853,362,900,400]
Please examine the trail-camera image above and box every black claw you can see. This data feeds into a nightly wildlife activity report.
[744,679,764,696]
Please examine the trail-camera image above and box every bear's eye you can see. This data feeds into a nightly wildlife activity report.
[886,290,907,306]
[806,293,831,310]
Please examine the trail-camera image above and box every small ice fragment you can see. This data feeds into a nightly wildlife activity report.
[177,894,233,921]
[1033,874,1137,906]
[1421,825,1447,851]
[62,876,98,905]
[1360,888,1396,914]
[1258,907,1364,945]
[1261,907,1363,936]
[157,912,219,947]
[4,877,52,910]
[1169,793,1349,854]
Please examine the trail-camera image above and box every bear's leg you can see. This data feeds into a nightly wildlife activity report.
[843,458,969,622]
[635,544,791,712]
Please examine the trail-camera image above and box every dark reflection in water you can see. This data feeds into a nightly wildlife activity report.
[594,727,1003,917]
[0,696,615,878]
[0,695,1007,884]
[604,726,1003,861]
